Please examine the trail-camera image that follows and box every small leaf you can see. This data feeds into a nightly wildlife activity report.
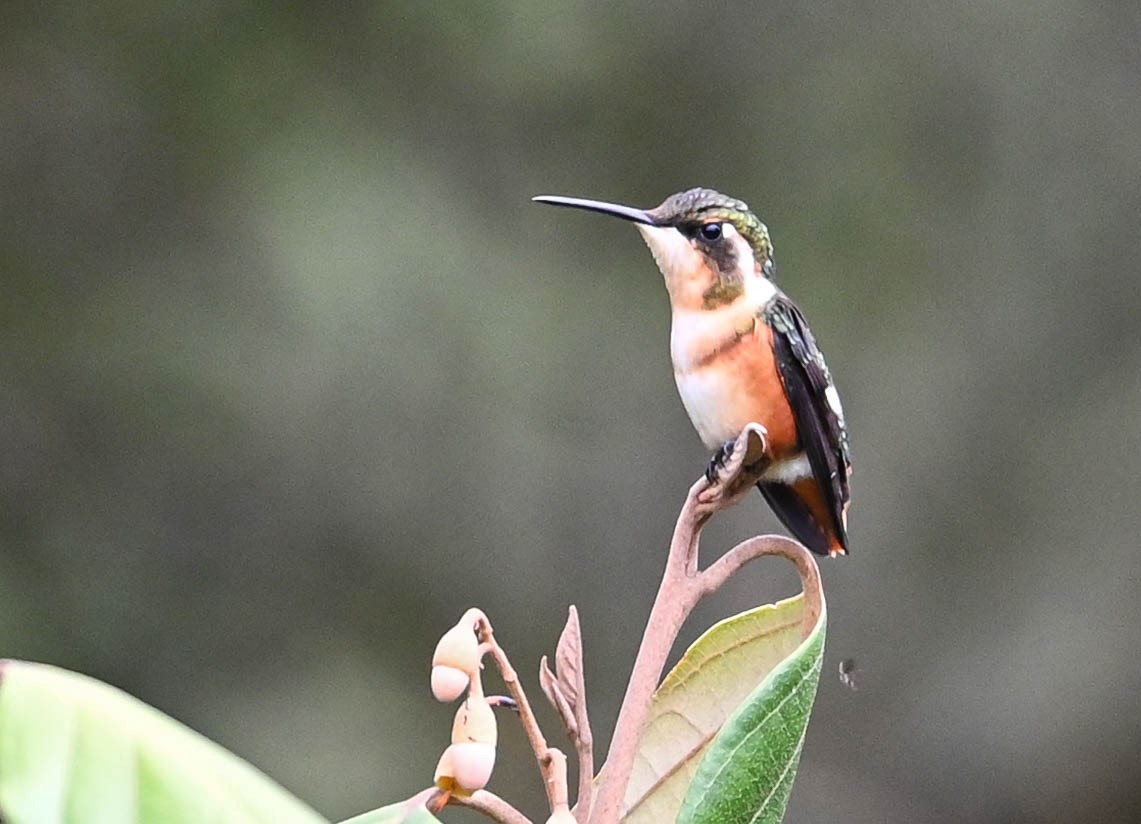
[539,656,577,736]
[0,660,327,824]
[554,605,585,714]
[621,593,821,823]
[678,602,826,824]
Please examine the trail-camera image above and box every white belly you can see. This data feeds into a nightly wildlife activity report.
[674,369,742,449]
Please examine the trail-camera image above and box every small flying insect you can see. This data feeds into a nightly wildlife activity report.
[838,658,859,691]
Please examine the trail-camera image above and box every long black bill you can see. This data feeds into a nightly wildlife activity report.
[532,195,657,226]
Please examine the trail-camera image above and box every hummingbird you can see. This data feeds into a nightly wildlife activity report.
[533,188,852,556]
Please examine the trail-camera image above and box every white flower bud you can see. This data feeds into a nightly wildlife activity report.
[434,741,496,793]
[545,809,577,824]
[430,665,470,702]
[434,691,498,793]
[451,693,497,745]
[430,618,480,702]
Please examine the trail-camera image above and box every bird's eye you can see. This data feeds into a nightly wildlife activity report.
[699,223,723,241]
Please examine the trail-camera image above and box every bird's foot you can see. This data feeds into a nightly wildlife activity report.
[705,439,737,484]
[698,423,770,515]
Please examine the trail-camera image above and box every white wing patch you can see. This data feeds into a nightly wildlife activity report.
[760,452,813,484]
[824,384,845,419]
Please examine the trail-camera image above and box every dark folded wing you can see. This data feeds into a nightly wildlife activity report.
[765,295,852,551]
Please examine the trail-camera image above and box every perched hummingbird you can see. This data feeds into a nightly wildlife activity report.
[534,188,852,556]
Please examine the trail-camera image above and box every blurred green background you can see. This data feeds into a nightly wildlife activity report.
[3,1,1139,821]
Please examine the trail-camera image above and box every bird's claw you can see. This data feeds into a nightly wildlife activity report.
[705,439,737,484]
[699,423,771,513]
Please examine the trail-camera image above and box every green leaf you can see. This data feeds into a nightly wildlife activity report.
[622,593,821,823]
[678,600,826,824]
[0,660,328,824]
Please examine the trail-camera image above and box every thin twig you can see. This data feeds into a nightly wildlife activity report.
[547,748,570,808]
[449,789,534,824]
[476,615,567,813]
[572,711,593,822]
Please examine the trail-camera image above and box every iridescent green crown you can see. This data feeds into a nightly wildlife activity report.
[652,188,772,262]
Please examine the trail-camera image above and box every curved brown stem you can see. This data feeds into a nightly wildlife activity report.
[700,534,822,634]
[587,423,822,824]
[588,480,707,824]
[449,789,534,824]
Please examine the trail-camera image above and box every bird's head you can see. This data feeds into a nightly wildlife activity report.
[534,187,774,310]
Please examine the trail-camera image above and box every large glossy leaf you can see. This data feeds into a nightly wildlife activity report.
[678,601,826,824]
[621,593,820,823]
[0,660,327,824]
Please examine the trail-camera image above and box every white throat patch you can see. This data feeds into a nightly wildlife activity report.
[635,224,697,287]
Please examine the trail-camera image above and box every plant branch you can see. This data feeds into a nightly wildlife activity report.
[449,789,534,824]
[587,423,820,824]
[476,614,568,814]
[571,701,593,823]
[586,479,706,824]
[546,747,570,808]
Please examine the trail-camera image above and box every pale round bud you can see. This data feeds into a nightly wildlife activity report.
[432,622,480,680]
[545,809,577,824]
[434,744,455,792]
[434,742,496,793]
[430,665,471,702]
[451,693,497,746]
